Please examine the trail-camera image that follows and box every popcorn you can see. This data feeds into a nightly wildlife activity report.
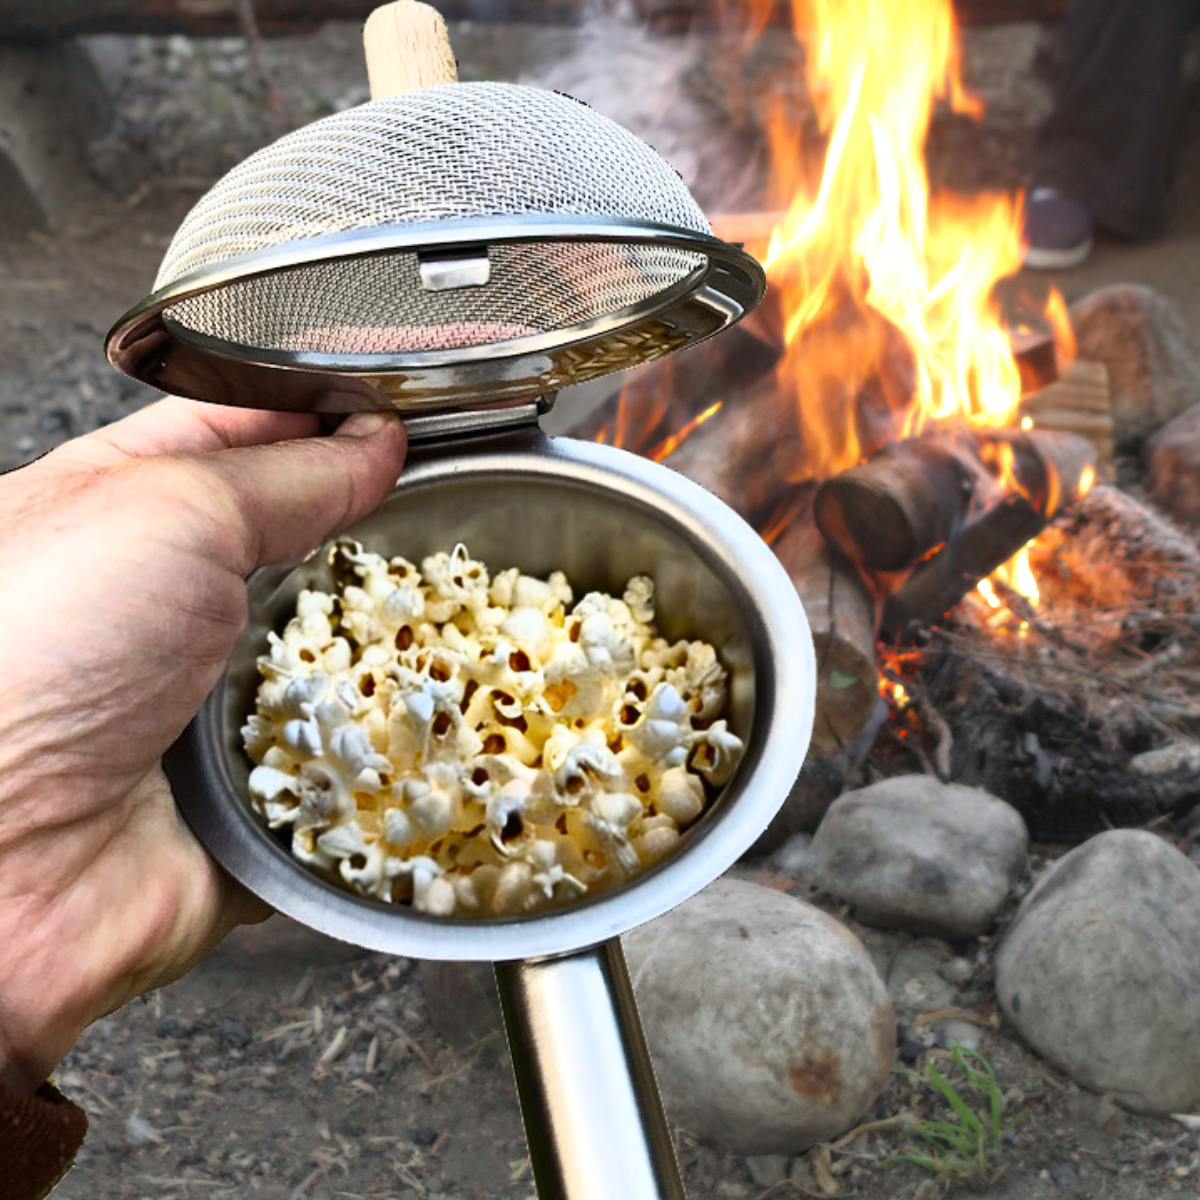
[243,539,745,918]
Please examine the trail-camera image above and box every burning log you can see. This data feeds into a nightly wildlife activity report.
[570,316,781,464]
[1032,482,1200,631]
[771,501,883,759]
[813,428,1099,573]
[1020,359,1113,466]
[880,492,1046,642]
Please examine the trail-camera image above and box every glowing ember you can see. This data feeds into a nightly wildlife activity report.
[755,0,1025,481]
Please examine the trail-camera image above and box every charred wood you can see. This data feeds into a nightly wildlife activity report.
[1032,482,1200,633]
[881,492,1046,642]
[813,428,1098,573]
[907,631,1200,841]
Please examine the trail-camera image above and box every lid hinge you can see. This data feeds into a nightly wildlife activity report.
[401,395,553,446]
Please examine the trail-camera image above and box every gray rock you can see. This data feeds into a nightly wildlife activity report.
[809,777,1028,939]
[219,1017,252,1049]
[1145,405,1200,531]
[1050,1163,1079,1188]
[159,1058,186,1084]
[886,947,957,1012]
[623,879,895,1155]
[939,958,976,988]
[1130,741,1200,776]
[1069,285,1200,453]
[745,1154,790,1187]
[996,830,1200,1114]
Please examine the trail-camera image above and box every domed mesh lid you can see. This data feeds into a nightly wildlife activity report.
[156,83,711,290]
[108,83,763,411]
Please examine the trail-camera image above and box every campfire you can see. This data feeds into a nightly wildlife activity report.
[578,0,1200,842]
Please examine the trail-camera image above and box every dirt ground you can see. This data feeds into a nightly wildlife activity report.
[2,15,1199,1200]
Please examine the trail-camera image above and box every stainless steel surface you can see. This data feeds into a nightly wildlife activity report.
[495,942,685,1200]
[419,247,492,291]
[154,84,712,286]
[401,396,548,444]
[106,216,763,412]
[164,428,815,1200]
[165,429,816,962]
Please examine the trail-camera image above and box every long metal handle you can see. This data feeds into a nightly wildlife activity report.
[494,940,687,1200]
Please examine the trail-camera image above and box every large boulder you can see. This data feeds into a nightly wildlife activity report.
[808,777,1028,939]
[996,830,1200,1114]
[1069,285,1200,453]
[623,879,894,1154]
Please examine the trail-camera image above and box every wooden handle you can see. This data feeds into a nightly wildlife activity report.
[364,1,457,98]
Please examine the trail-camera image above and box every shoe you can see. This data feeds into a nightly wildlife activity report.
[1022,188,1094,270]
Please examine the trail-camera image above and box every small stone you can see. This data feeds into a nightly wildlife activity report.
[809,777,1028,939]
[939,1018,982,1052]
[789,1157,816,1189]
[14,436,36,454]
[1050,1163,1079,1188]
[1130,741,1200,776]
[622,879,895,1154]
[938,958,976,988]
[411,1127,439,1146]
[997,830,1200,1114]
[155,1016,190,1039]
[219,1017,252,1049]
[745,1154,790,1187]
[159,1058,186,1083]
[887,948,957,1012]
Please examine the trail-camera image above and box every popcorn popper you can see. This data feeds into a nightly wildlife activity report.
[105,5,816,1196]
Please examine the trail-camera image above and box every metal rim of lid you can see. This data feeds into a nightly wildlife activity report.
[106,215,766,413]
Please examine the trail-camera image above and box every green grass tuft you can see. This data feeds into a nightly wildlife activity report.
[892,1045,1024,1190]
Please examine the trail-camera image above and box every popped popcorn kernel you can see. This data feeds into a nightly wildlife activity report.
[242,539,744,916]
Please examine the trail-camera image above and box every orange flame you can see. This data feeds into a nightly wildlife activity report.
[648,401,723,462]
[1045,285,1077,366]
[755,0,1025,481]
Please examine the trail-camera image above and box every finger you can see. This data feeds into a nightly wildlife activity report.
[65,397,322,465]
[198,411,408,573]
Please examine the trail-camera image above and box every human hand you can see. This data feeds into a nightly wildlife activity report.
[0,399,407,1093]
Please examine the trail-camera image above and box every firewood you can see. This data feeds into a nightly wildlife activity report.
[660,374,805,523]
[1032,482,1200,626]
[570,317,780,463]
[1020,359,1113,465]
[813,428,1099,573]
[906,628,1200,842]
[771,505,883,759]
[880,493,1046,642]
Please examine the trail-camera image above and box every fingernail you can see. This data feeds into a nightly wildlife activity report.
[336,411,397,439]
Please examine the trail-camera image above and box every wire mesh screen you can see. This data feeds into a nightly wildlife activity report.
[156,83,711,291]
[163,240,705,355]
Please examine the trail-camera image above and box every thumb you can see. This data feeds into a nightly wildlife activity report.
[198,411,408,573]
